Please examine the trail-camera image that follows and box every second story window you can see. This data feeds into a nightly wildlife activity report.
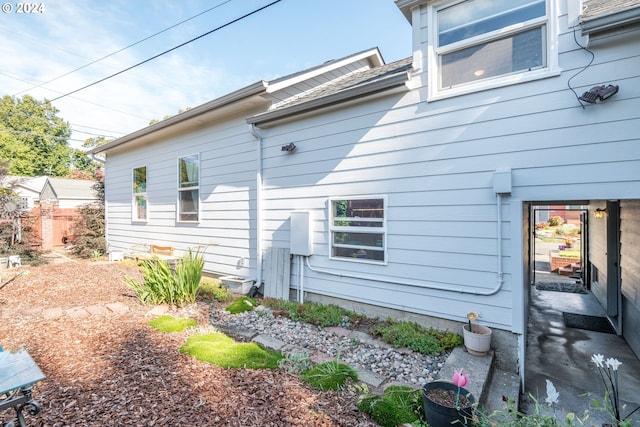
[178,154,199,222]
[430,0,552,98]
[132,166,147,222]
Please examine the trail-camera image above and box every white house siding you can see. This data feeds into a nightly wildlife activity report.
[259,4,640,334]
[104,115,259,279]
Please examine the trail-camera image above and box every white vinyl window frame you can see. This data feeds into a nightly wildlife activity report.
[132,166,147,222]
[177,154,200,223]
[329,196,387,265]
[427,0,559,101]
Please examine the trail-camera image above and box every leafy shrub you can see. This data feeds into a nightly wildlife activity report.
[370,321,462,355]
[357,385,423,427]
[198,278,233,302]
[225,296,257,314]
[301,359,358,391]
[548,216,564,226]
[124,248,204,306]
[148,315,197,332]
[262,298,359,327]
[278,351,312,374]
[180,332,283,369]
[71,180,106,258]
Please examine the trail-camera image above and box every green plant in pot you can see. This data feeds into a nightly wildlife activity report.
[462,311,492,356]
[423,368,474,427]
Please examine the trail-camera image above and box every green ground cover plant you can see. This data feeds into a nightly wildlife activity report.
[180,332,283,369]
[198,277,233,302]
[300,358,358,391]
[225,296,257,314]
[261,298,361,327]
[148,315,197,333]
[370,320,463,355]
[357,385,424,427]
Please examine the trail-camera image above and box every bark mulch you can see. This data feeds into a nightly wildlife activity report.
[0,256,377,426]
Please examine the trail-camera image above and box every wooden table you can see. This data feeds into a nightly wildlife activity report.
[0,349,45,427]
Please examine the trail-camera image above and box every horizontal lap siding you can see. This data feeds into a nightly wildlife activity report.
[261,20,640,330]
[260,92,513,329]
[105,118,257,277]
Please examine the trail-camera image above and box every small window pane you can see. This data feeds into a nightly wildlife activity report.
[440,27,544,88]
[179,155,199,188]
[135,195,147,221]
[439,0,545,46]
[133,167,146,193]
[179,189,199,222]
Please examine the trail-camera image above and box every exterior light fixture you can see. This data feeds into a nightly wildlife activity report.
[594,208,606,219]
[579,84,619,104]
[281,143,296,152]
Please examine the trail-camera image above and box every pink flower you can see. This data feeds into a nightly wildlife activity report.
[452,368,469,388]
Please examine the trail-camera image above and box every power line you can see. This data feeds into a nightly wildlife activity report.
[0,71,151,121]
[50,0,283,102]
[12,0,233,97]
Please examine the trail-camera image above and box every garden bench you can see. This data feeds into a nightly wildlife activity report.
[0,349,45,427]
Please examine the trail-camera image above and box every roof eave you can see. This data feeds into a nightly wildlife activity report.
[581,6,640,35]
[89,80,268,154]
[247,72,410,127]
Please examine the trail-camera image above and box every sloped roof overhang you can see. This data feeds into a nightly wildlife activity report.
[246,71,410,128]
[89,81,268,155]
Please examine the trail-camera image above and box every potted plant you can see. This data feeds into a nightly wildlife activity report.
[423,369,475,426]
[462,311,492,356]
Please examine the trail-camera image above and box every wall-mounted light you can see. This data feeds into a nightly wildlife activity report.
[281,143,296,152]
[579,84,619,104]
[594,208,606,219]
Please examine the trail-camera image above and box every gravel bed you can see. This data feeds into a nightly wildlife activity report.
[211,306,449,387]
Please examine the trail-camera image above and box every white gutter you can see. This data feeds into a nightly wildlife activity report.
[249,124,264,289]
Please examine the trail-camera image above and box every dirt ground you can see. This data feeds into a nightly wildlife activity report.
[0,255,377,426]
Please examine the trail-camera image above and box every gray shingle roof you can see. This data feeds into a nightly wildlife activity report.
[582,0,640,20]
[269,57,413,112]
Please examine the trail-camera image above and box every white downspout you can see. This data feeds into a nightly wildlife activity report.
[299,255,305,303]
[249,124,263,289]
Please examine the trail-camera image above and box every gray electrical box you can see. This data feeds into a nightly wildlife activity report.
[493,168,512,195]
[290,211,313,256]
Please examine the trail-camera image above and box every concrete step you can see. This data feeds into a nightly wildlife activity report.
[437,347,520,415]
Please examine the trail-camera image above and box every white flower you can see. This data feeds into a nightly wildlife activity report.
[545,379,559,405]
[605,357,622,371]
[591,354,605,368]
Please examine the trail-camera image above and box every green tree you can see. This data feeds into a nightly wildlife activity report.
[0,94,73,176]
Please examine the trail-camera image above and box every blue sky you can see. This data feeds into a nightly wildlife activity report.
[0,0,411,148]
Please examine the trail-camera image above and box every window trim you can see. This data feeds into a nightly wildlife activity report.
[132,166,148,223]
[177,153,200,223]
[427,0,559,101]
[328,195,387,265]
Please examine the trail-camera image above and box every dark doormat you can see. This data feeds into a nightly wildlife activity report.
[536,282,588,294]
[563,312,615,334]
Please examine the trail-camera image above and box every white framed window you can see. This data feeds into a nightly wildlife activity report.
[428,0,556,99]
[132,166,147,222]
[178,154,199,222]
[329,196,386,264]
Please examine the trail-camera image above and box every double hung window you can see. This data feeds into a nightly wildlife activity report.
[329,197,386,263]
[430,0,550,96]
[178,154,199,222]
[132,166,147,222]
